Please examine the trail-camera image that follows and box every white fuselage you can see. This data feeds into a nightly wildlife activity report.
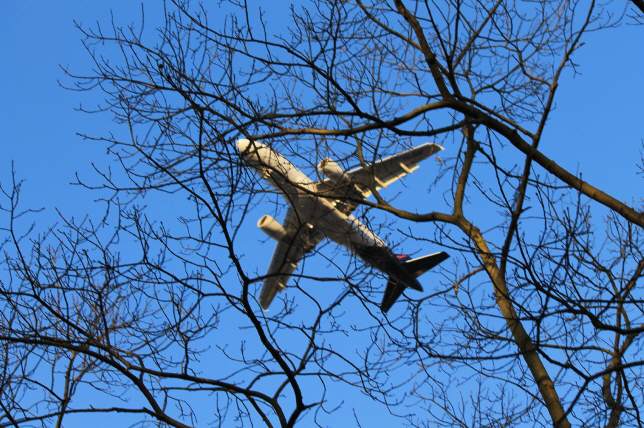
[237,139,385,249]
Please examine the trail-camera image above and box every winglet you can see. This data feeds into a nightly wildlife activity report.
[259,278,286,310]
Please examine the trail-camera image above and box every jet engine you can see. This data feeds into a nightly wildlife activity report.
[318,158,349,184]
[257,215,288,241]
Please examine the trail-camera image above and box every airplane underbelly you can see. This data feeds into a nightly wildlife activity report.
[287,193,384,249]
[314,208,421,289]
[315,208,384,249]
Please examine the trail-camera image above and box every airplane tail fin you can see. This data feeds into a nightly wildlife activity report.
[380,251,449,313]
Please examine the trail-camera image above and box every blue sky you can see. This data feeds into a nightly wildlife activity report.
[3,2,641,218]
[1,1,642,426]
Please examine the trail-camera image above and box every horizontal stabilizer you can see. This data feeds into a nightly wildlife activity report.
[381,251,449,313]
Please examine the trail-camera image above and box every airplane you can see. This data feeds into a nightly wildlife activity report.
[236,138,449,312]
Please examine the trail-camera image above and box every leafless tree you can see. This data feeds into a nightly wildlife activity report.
[1,1,641,426]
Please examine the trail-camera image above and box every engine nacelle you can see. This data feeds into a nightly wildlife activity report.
[257,215,288,241]
[318,158,349,184]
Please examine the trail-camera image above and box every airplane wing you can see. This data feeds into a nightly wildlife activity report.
[316,143,443,213]
[347,143,443,196]
[259,208,324,309]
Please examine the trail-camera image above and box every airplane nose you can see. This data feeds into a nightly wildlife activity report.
[236,138,251,153]
[236,139,265,156]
